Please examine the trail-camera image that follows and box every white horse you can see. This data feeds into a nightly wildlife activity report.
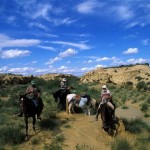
[66,94,97,116]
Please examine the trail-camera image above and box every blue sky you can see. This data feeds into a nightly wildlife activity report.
[0,0,150,76]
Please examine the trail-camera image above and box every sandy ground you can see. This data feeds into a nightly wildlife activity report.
[58,112,125,150]
[4,101,149,150]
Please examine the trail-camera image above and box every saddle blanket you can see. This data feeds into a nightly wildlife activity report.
[79,97,88,107]
[67,94,76,102]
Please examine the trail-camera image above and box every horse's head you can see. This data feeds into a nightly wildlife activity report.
[19,94,27,106]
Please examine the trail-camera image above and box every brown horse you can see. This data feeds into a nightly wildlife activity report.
[100,103,119,135]
[19,94,37,138]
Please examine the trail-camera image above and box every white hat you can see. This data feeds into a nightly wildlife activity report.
[102,85,107,89]
[62,78,66,81]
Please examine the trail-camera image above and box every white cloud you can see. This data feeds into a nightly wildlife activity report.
[115,5,134,21]
[0,49,31,59]
[0,34,40,48]
[32,4,52,19]
[95,64,106,68]
[51,41,91,50]
[58,48,78,58]
[142,39,150,46]
[96,57,110,62]
[29,22,49,31]
[123,48,138,54]
[52,17,77,26]
[38,45,55,51]
[76,0,104,14]
[45,57,62,65]
[127,58,149,64]
[96,56,117,62]
[45,48,77,65]
[58,66,68,70]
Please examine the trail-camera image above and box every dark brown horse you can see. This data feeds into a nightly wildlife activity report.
[19,94,37,138]
[52,89,71,110]
[100,103,119,135]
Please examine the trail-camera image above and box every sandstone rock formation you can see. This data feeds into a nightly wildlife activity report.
[80,64,150,86]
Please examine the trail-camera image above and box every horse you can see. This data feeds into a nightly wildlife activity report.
[66,94,97,116]
[100,103,119,135]
[52,88,71,110]
[19,94,37,138]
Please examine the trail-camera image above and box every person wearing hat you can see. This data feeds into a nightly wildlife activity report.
[60,78,68,89]
[18,80,44,119]
[95,85,115,121]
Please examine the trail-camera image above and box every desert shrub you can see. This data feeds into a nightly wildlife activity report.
[0,114,8,125]
[146,97,150,104]
[76,143,92,150]
[34,77,46,86]
[135,136,150,150]
[121,96,127,104]
[44,134,64,150]
[0,126,25,145]
[31,137,40,145]
[43,108,57,119]
[38,119,57,130]
[141,103,149,112]
[63,124,71,128]
[111,138,132,150]
[124,81,133,89]
[121,106,128,109]
[6,93,18,107]
[55,134,65,143]
[122,118,148,134]
[136,81,147,91]
[135,76,143,81]
[144,113,150,117]
[47,143,62,150]
[0,99,4,108]
[0,88,8,97]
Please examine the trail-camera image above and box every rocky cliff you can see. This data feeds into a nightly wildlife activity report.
[0,74,33,85]
[80,64,150,86]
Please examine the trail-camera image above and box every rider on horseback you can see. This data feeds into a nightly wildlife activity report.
[95,85,115,121]
[60,78,68,89]
[18,80,44,119]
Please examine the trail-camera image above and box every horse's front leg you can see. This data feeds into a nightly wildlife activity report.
[87,107,91,116]
[33,116,36,133]
[24,116,28,138]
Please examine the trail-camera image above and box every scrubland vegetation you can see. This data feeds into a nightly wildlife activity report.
[0,76,149,149]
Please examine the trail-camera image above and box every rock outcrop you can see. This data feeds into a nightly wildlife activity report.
[80,64,150,86]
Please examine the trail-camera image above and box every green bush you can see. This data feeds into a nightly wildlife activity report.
[136,81,147,91]
[135,76,143,81]
[111,138,132,150]
[122,118,147,134]
[0,126,25,145]
[141,103,149,112]
[38,119,57,130]
[0,114,8,125]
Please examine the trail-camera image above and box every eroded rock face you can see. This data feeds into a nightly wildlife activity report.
[80,64,150,86]
[0,73,78,85]
[0,74,33,85]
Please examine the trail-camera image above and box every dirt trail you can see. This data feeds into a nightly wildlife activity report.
[57,112,125,150]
